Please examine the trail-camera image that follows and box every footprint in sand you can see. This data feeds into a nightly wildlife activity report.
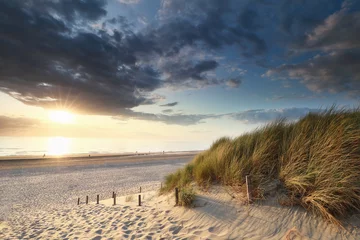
[169,225,182,234]
[208,226,224,235]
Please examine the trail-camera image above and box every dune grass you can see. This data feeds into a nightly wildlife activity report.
[162,108,360,225]
[178,187,196,207]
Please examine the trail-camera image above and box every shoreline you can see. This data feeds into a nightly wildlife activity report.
[0,151,200,170]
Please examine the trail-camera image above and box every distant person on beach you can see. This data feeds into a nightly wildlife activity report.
[89,155,91,157]
[43,154,45,158]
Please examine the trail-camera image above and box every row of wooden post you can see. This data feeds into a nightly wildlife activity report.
[76,179,249,207]
[77,186,146,206]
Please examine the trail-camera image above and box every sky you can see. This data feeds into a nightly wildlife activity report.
[0,0,359,148]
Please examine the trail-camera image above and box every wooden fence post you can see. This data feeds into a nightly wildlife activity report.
[175,187,179,206]
[86,196,89,204]
[112,191,115,198]
[140,187,141,193]
[246,175,252,204]
[77,198,80,205]
[113,194,116,205]
[97,194,99,204]
[138,195,141,206]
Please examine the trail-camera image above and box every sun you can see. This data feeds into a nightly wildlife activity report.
[48,110,75,124]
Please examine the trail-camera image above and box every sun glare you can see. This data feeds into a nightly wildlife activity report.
[48,110,74,124]
[47,137,71,156]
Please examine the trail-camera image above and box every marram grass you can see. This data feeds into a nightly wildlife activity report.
[162,108,360,225]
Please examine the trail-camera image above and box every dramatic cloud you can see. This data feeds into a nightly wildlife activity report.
[0,0,163,115]
[160,102,178,107]
[160,59,220,89]
[154,0,267,56]
[278,0,339,37]
[265,50,360,95]
[0,0,269,118]
[230,107,319,124]
[1,0,359,126]
[293,1,360,51]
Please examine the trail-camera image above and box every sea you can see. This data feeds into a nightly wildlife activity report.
[0,137,205,157]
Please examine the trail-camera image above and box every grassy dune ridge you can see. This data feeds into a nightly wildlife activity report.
[162,108,360,224]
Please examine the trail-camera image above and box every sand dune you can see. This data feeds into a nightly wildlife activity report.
[2,186,359,239]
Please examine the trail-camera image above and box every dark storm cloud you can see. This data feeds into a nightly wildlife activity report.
[161,60,220,89]
[0,0,162,114]
[2,0,359,126]
[230,107,319,124]
[266,50,360,96]
[160,102,178,107]
[152,0,267,57]
[0,0,268,118]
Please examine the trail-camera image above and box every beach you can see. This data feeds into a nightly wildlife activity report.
[2,185,360,239]
[0,153,194,237]
[1,152,360,239]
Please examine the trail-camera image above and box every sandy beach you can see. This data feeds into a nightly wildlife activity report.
[2,185,360,239]
[1,152,360,239]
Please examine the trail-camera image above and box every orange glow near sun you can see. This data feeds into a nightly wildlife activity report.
[48,110,75,124]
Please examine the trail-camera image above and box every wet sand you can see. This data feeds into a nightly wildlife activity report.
[0,151,199,170]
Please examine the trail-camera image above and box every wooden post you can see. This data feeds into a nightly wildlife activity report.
[161,182,162,189]
[246,175,252,204]
[140,187,141,193]
[97,194,99,204]
[77,198,80,205]
[138,195,141,206]
[113,194,116,205]
[175,187,179,206]
[86,196,89,204]
[112,191,115,198]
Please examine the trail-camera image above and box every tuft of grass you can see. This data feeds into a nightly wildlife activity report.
[178,187,195,207]
[162,107,360,225]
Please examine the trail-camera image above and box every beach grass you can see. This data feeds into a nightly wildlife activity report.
[178,186,196,207]
[162,107,360,224]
